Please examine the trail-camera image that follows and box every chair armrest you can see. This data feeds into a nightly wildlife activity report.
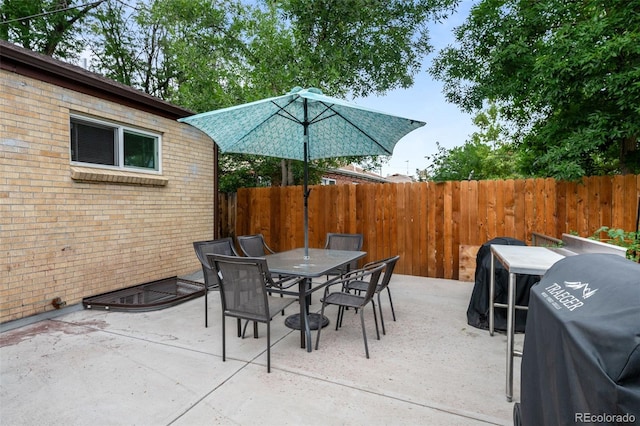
[321,264,382,294]
[270,275,306,289]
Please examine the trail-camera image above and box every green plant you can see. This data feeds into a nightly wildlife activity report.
[591,226,640,262]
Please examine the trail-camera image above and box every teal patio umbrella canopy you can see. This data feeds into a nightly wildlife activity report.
[179,87,426,258]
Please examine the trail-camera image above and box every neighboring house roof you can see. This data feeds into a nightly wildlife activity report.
[386,173,415,183]
[323,165,389,184]
[0,40,193,120]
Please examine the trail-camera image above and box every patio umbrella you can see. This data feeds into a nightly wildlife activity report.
[179,87,426,259]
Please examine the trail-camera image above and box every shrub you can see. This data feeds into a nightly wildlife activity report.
[591,227,640,262]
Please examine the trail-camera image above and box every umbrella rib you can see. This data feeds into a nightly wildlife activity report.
[231,98,302,149]
[275,111,303,125]
[269,96,397,157]
[270,99,303,125]
[312,102,393,155]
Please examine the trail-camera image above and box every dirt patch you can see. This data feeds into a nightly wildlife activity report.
[0,319,107,347]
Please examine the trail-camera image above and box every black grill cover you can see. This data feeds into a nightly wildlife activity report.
[467,237,539,332]
[520,254,640,426]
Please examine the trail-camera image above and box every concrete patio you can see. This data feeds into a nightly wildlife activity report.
[0,275,522,425]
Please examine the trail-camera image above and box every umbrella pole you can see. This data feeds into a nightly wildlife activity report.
[303,100,310,260]
[303,142,310,260]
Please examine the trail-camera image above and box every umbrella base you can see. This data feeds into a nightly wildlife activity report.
[284,313,329,330]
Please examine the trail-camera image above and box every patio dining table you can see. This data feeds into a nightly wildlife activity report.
[265,248,367,352]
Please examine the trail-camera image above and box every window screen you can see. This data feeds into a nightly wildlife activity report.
[71,121,116,165]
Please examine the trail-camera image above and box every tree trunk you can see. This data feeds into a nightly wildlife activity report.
[620,135,639,174]
[287,160,294,185]
[280,159,295,186]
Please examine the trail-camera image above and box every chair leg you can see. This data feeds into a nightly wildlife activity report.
[359,309,369,359]
[335,306,341,331]
[278,283,286,316]
[377,292,386,335]
[315,302,328,350]
[372,301,380,340]
[336,304,348,330]
[237,318,242,337]
[267,322,271,373]
[222,313,226,362]
[205,288,208,328]
[387,287,396,321]
[240,320,259,339]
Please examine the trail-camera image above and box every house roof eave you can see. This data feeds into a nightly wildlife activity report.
[325,167,389,183]
[0,40,194,120]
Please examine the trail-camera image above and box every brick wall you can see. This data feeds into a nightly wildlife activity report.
[0,69,215,323]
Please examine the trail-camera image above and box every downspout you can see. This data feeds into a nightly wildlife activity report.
[213,144,220,239]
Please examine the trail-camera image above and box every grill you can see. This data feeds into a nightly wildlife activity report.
[515,254,640,425]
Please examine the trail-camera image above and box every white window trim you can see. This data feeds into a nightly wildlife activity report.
[70,114,162,175]
[322,177,337,185]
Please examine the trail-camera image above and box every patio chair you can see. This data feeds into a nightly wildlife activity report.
[237,234,276,257]
[193,238,244,330]
[324,233,364,278]
[314,262,385,358]
[237,233,291,315]
[207,254,301,373]
[344,255,400,335]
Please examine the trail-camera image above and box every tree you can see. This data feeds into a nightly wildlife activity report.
[272,0,458,98]
[421,103,520,181]
[0,0,105,59]
[430,0,640,180]
[87,0,140,88]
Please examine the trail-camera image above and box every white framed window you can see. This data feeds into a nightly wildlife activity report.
[322,177,337,185]
[70,115,161,173]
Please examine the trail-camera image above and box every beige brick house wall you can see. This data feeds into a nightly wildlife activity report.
[0,69,215,324]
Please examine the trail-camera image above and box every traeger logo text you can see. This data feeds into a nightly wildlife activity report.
[564,281,599,299]
[543,281,598,312]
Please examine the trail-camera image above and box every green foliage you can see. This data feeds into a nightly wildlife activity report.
[218,154,345,193]
[88,0,139,88]
[430,0,640,180]
[422,103,521,181]
[591,226,640,262]
[273,0,457,98]
[0,0,104,58]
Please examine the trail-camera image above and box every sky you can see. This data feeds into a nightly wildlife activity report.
[355,1,476,178]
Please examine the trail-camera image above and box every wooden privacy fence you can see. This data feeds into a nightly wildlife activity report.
[220,174,639,280]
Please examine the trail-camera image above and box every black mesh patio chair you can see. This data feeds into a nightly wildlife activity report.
[207,254,302,373]
[237,234,298,315]
[237,234,276,257]
[344,255,400,335]
[324,233,364,278]
[314,262,385,358]
[193,238,243,330]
